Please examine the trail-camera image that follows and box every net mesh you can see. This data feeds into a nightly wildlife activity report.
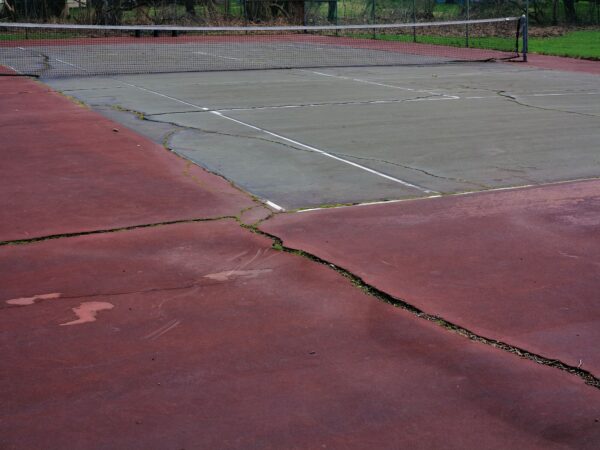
[0,18,524,78]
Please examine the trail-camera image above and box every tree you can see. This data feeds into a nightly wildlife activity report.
[2,0,67,21]
[245,0,305,23]
[563,0,577,22]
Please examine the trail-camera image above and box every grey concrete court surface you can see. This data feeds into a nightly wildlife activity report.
[48,63,600,210]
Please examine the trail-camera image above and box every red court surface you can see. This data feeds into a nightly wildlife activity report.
[262,180,600,375]
[2,221,600,449]
[0,76,256,242]
[2,48,600,448]
[524,53,600,75]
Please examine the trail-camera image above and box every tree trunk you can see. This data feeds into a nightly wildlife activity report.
[185,0,196,15]
[327,0,337,22]
[563,0,577,22]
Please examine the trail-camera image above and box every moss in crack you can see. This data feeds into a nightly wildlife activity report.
[60,92,90,109]
[250,226,600,390]
[111,104,145,120]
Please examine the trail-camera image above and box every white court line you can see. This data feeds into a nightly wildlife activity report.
[118,81,209,110]
[305,70,460,99]
[265,200,285,211]
[210,110,435,192]
[529,91,600,97]
[194,51,243,61]
[296,176,600,213]
[54,58,83,70]
[4,63,21,74]
[116,80,437,195]
[465,91,600,100]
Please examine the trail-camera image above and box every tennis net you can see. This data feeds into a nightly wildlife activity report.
[0,17,526,78]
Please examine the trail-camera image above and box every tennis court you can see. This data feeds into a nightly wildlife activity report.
[1,17,600,449]
[46,60,600,210]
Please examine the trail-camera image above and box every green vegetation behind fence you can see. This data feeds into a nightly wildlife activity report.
[1,0,599,26]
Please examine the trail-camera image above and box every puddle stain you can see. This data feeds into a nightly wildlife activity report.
[6,292,62,306]
[204,269,273,281]
[60,301,114,326]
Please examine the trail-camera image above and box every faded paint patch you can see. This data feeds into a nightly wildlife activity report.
[6,292,61,306]
[143,319,181,340]
[204,269,272,282]
[60,301,114,326]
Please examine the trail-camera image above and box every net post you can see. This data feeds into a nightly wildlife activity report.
[521,14,528,62]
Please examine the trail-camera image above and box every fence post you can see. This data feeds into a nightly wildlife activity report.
[465,0,470,48]
[522,14,528,62]
[412,0,416,43]
[372,0,376,38]
[372,0,376,22]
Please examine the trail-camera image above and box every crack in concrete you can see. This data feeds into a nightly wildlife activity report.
[139,94,449,117]
[490,165,539,185]
[249,225,600,390]
[0,216,238,247]
[329,152,491,189]
[58,86,128,92]
[142,110,469,195]
[212,94,449,112]
[147,109,203,116]
[5,201,599,390]
[13,82,600,391]
[497,90,600,119]
[147,115,323,157]
[455,84,599,118]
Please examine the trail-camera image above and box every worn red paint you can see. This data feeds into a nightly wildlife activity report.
[523,53,600,75]
[1,220,599,448]
[0,76,256,242]
[262,179,600,375]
